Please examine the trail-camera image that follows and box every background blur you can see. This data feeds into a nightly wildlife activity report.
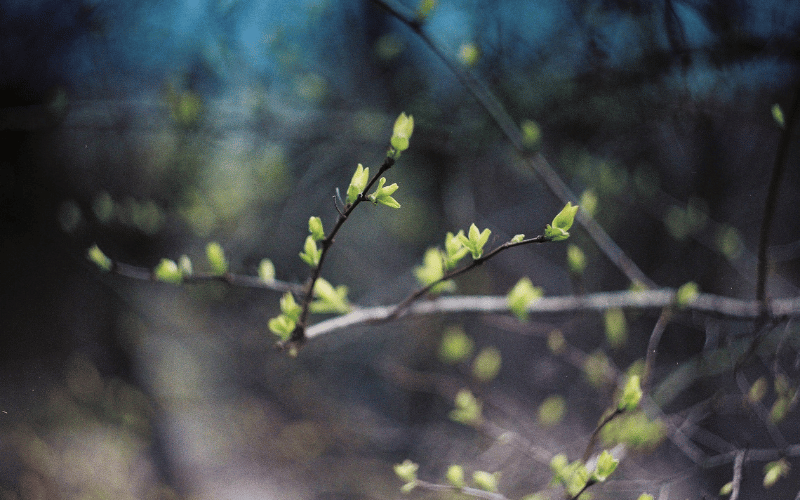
[2,0,800,499]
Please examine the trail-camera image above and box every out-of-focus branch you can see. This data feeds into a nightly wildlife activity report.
[369,0,657,289]
[306,289,800,340]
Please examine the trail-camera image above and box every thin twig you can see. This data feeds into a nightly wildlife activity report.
[369,0,657,289]
[729,449,746,500]
[643,308,673,392]
[757,83,800,305]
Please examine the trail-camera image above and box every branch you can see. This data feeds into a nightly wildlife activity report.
[306,289,800,341]
[369,0,657,289]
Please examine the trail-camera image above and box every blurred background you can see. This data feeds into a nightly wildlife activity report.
[2,0,800,498]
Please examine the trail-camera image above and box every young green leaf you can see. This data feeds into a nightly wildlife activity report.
[457,223,491,259]
[443,231,469,269]
[544,202,579,241]
[510,234,525,243]
[154,258,182,284]
[346,163,369,204]
[268,314,295,340]
[206,242,228,275]
[87,244,112,271]
[279,292,302,321]
[308,216,325,241]
[368,177,401,208]
[637,493,655,500]
[591,450,619,482]
[521,119,541,151]
[310,277,350,314]
[618,374,643,412]
[390,112,414,152]
[538,395,566,427]
[258,258,276,282]
[414,248,455,293]
[416,0,436,21]
[719,482,733,496]
[507,277,543,321]
[675,281,699,308]
[299,235,321,267]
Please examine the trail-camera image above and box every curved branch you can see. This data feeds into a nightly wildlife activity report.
[369,0,656,289]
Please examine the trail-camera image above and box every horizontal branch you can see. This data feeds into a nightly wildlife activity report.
[306,289,800,341]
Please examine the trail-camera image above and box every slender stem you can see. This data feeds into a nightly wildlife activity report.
[756,84,800,305]
[387,235,550,319]
[288,156,395,345]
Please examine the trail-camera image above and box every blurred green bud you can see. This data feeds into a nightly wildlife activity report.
[87,244,112,271]
[521,119,541,150]
[538,395,566,427]
[507,277,543,321]
[416,0,436,21]
[511,234,525,243]
[258,258,276,283]
[763,459,790,488]
[637,494,655,500]
[772,103,785,128]
[390,112,414,152]
[347,163,370,205]
[472,346,502,382]
[458,42,480,67]
[310,277,350,314]
[439,325,474,364]
[719,482,733,496]
[675,281,699,308]
[567,244,586,274]
[449,389,482,426]
[443,231,469,269]
[279,292,302,321]
[206,242,228,275]
[445,464,465,488]
[154,258,182,284]
[472,471,499,492]
[393,459,418,483]
[579,189,598,217]
[604,307,627,349]
[618,375,643,412]
[545,202,578,241]
[547,330,566,354]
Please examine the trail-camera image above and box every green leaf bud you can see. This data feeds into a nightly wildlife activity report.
[472,346,502,382]
[416,0,436,21]
[443,231,469,269]
[763,459,790,488]
[439,325,474,364]
[310,277,350,314]
[719,482,733,496]
[676,281,699,308]
[154,258,182,284]
[346,164,370,205]
[521,119,541,150]
[538,395,566,427]
[308,216,325,241]
[507,277,543,321]
[206,242,228,275]
[390,112,414,152]
[604,307,628,349]
[510,234,525,243]
[772,103,785,128]
[457,223,491,259]
[268,314,295,340]
[545,202,579,241]
[368,177,401,208]
[279,292,302,321]
[87,244,112,271]
[449,389,482,426]
[445,464,465,488]
[618,374,643,412]
[592,450,619,482]
[299,235,321,267]
[458,42,480,67]
[393,459,418,483]
[472,471,499,492]
[637,494,655,500]
[258,258,276,282]
[567,244,586,274]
